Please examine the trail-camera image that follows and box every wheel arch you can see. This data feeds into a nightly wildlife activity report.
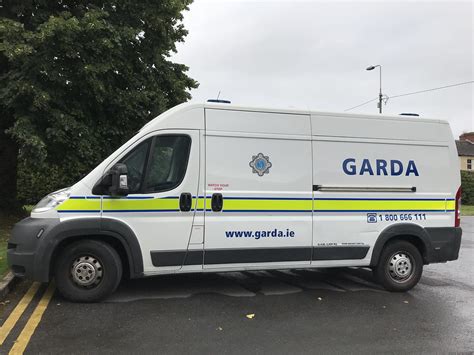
[370,223,433,267]
[37,218,143,282]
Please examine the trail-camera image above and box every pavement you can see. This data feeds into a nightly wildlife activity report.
[0,218,473,354]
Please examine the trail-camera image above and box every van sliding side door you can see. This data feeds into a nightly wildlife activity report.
[203,109,313,269]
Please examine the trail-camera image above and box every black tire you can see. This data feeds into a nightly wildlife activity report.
[55,239,122,302]
[375,240,423,292]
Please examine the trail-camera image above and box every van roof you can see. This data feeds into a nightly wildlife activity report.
[140,102,450,133]
[199,102,448,125]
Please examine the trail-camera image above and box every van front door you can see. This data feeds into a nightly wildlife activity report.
[102,130,200,273]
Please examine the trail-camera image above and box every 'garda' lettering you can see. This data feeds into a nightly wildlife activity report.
[342,158,419,176]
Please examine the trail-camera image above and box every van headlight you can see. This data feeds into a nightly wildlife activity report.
[33,187,71,213]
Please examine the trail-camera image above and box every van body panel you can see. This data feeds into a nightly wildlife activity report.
[206,108,311,136]
[310,113,459,266]
[310,113,451,142]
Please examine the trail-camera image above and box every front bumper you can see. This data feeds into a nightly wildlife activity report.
[7,217,60,282]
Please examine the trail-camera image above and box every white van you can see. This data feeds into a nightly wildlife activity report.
[8,102,462,302]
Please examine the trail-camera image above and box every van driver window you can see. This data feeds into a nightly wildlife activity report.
[144,135,191,193]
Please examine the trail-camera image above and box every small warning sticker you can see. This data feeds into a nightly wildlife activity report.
[208,183,229,191]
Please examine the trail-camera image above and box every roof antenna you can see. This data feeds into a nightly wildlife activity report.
[207,90,231,104]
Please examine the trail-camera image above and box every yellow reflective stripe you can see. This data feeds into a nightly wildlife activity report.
[220,198,451,212]
[222,199,312,211]
[56,196,453,212]
[196,198,205,210]
[446,200,455,210]
[56,199,100,211]
[103,198,179,211]
[314,199,447,211]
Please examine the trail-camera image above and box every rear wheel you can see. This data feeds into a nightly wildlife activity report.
[55,240,122,302]
[375,240,423,292]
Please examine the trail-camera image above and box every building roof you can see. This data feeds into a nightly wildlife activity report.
[456,140,474,156]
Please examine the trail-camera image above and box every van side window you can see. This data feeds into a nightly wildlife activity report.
[144,135,191,193]
[120,140,151,194]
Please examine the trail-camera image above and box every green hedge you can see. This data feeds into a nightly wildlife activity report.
[17,161,82,206]
[461,170,474,205]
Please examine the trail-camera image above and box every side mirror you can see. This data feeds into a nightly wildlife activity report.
[92,163,129,196]
[109,163,129,196]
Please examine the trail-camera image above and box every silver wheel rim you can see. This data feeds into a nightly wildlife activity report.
[71,255,103,288]
[387,251,414,283]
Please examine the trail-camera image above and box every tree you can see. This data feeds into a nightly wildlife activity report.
[461,170,474,205]
[0,1,198,213]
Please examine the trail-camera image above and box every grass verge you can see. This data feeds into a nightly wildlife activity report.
[461,204,474,216]
[0,215,19,277]
[0,207,30,277]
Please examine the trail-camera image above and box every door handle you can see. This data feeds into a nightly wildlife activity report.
[211,193,223,212]
[180,192,192,212]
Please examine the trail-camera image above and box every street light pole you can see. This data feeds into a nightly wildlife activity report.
[366,65,382,114]
[378,66,382,114]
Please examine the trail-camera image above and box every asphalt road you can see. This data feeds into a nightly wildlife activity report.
[1,218,473,354]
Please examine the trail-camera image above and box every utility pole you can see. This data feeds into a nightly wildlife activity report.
[366,65,383,114]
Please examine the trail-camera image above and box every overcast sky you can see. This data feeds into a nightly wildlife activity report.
[172,0,473,138]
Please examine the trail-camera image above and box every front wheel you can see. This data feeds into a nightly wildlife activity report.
[55,240,122,302]
[375,240,423,292]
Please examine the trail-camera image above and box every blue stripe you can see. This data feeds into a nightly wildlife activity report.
[70,196,454,201]
[224,197,312,200]
[123,196,156,200]
[314,209,454,213]
[103,196,156,200]
[223,210,312,213]
[58,208,454,213]
[70,196,161,200]
[58,210,101,213]
[103,209,180,213]
[70,196,101,200]
[220,209,453,213]
[314,197,453,201]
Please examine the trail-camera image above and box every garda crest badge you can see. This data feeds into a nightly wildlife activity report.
[249,153,272,177]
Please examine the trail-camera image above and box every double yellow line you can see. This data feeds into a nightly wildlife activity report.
[0,282,55,354]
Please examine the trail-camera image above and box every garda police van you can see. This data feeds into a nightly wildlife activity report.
[8,102,462,302]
